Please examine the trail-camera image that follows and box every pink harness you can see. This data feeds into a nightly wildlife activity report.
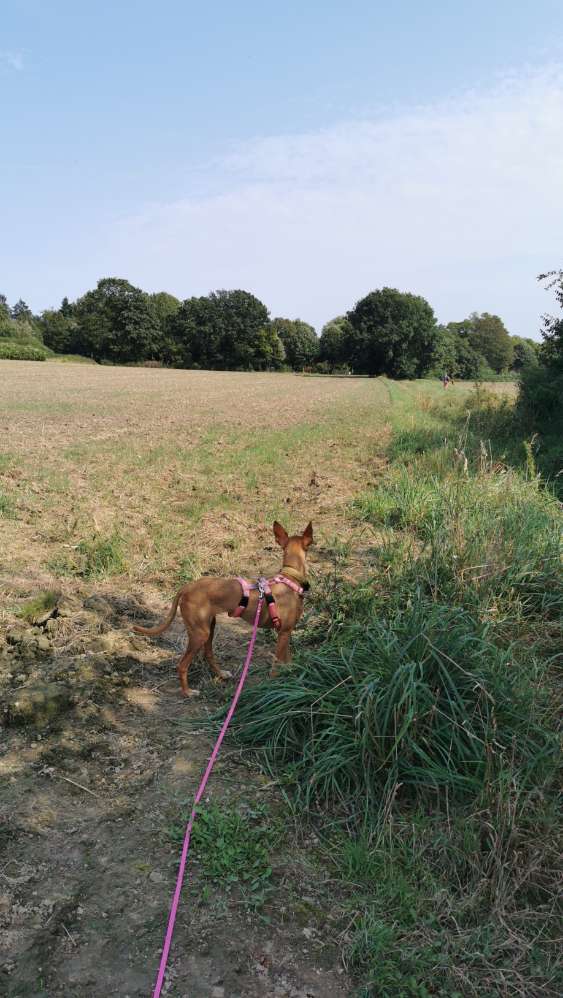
[230,573,305,631]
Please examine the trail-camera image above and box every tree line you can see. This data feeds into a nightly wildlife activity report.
[517,271,563,487]
[1,278,540,377]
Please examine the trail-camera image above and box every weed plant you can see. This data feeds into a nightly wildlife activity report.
[168,803,279,910]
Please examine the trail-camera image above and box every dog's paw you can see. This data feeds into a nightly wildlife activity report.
[182,688,201,698]
[218,669,232,680]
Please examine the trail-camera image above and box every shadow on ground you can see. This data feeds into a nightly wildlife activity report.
[1,590,349,997]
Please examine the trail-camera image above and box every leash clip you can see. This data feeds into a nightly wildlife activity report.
[257,576,267,599]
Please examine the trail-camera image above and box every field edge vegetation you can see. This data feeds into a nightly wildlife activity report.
[208,383,562,997]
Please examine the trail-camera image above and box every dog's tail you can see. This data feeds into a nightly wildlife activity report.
[133,589,182,637]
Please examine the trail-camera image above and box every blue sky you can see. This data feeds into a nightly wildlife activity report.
[2,0,563,336]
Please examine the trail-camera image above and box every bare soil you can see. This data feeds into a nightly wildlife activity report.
[1,600,351,998]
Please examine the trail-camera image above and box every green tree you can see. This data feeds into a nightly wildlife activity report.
[11,298,33,322]
[346,287,438,378]
[511,336,539,371]
[251,326,286,370]
[73,277,162,363]
[454,338,488,379]
[40,309,78,354]
[0,296,12,337]
[431,325,459,377]
[0,295,10,324]
[209,289,270,369]
[270,318,318,370]
[450,313,513,373]
[165,296,215,368]
[150,291,181,329]
[318,316,352,370]
[167,289,271,370]
[430,323,489,379]
[536,271,563,369]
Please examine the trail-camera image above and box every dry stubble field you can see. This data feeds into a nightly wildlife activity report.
[0,362,401,593]
[1,361,405,998]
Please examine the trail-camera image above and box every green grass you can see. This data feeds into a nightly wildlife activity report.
[197,382,562,996]
[176,553,202,584]
[0,489,16,518]
[76,531,127,578]
[354,469,561,636]
[336,792,561,997]
[168,803,280,910]
[17,590,60,623]
[46,353,97,364]
[48,530,127,579]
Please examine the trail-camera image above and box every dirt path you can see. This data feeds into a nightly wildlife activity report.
[1,599,351,997]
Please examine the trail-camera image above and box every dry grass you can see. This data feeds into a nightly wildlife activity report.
[1,361,392,626]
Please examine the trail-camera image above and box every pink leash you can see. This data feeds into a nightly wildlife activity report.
[152,595,264,998]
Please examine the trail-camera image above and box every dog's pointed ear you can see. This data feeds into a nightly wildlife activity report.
[302,521,314,548]
[273,521,289,548]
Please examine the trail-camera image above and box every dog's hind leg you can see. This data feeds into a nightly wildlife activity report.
[204,616,232,682]
[176,627,208,697]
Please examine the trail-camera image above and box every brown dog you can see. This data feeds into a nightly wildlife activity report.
[133,521,313,697]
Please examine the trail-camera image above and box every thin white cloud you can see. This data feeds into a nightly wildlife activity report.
[111,66,563,336]
[1,50,25,71]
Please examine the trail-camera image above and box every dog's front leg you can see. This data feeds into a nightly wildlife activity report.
[271,630,291,678]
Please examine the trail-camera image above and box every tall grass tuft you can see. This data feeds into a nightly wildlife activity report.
[224,600,558,812]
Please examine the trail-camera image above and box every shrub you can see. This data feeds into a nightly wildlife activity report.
[518,364,563,488]
[0,341,47,361]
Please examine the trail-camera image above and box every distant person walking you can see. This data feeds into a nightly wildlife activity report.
[442,373,450,389]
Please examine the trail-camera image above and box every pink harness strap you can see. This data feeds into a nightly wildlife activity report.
[230,576,251,618]
[229,574,305,628]
[271,573,305,596]
[260,577,282,631]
